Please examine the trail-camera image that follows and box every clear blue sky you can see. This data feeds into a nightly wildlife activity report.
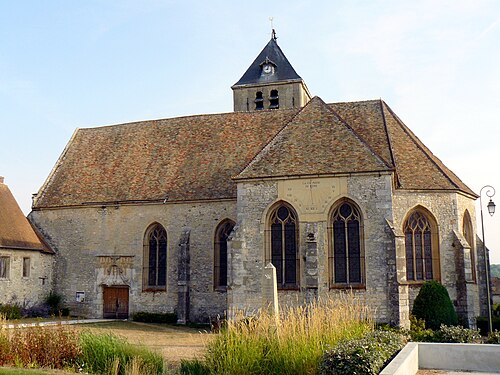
[1,1,499,262]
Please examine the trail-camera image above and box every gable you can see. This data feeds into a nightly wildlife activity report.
[235,97,391,180]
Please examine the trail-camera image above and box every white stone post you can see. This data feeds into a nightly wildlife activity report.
[262,263,279,317]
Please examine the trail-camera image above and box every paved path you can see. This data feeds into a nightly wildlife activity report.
[1,318,120,329]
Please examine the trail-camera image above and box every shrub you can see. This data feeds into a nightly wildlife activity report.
[132,311,177,324]
[412,281,458,330]
[485,330,500,344]
[0,304,21,320]
[0,324,81,368]
[319,330,407,375]
[45,291,63,315]
[408,316,436,342]
[476,316,500,335]
[436,324,481,343]
[79,331,164,375]
[493,304,500,317]
[197,295,373,375]
[21,303,51,318]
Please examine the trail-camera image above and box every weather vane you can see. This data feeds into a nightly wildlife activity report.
[269,17,277,40]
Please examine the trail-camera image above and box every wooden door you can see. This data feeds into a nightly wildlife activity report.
[103,286,129,319]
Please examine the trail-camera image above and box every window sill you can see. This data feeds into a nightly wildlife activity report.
[142,288,167,293]
[403,280,439,286]
[277,286,300,291]
[330,284,365,290]
[214,286,227,293]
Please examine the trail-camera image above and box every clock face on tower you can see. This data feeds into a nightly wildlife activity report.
[262,64,273,74]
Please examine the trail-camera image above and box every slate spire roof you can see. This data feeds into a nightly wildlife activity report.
[0,177,53,253]
[232,36,302,87]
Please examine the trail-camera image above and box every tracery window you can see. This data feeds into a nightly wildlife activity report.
[329,201,364,286]
[267,203,299,288]
[463,210,476,282]
[143,224,167,290]
[404,210,439,282]
[214,219,235,290]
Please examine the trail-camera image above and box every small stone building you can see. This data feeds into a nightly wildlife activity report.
[0,177,54,306]
[29,34,486,327]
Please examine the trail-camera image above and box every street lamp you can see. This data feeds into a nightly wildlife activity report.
[480,185,496,334]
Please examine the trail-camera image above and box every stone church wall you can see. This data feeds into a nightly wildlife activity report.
[392,191,481,323]
[229,173,397,324]
[30,200,236,322]
[0,249,53,306]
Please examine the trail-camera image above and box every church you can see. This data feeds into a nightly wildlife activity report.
[28,33,487,328]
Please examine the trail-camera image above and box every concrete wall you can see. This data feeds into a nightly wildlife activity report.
[0,248,53,306]
[30,200,236,322]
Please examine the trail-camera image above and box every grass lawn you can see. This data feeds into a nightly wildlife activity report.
[78,321,209,365]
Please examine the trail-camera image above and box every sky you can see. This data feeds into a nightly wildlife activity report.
[1,1,499,262]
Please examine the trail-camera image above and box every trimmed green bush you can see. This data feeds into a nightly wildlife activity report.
[412,281,458,330]
[436,324,481,343]
[319,330,407,375]
[132,311,177,324]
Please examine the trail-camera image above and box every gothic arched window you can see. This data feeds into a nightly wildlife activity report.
[143,224,167,290]
[463,210,476,282]
[267,202,299,288]
[329,200,364,286]
[214,219,235,290]
[404,209,440,282]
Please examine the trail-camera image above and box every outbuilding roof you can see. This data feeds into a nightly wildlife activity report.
[32,97,476,209]
[0,178,54,253]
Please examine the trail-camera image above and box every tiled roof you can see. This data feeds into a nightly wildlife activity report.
[330,100,476,196]
[0,179,53,253]
[232,37,302,87]
[33,97,476,209]
[236,97,391,179]
[33,110,298,208]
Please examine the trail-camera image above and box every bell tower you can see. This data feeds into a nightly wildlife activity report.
[231,30,311,112]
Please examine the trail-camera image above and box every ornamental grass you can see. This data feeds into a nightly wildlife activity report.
[198,294,373,375]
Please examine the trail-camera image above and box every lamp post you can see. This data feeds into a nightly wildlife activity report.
[480,185,496,334]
